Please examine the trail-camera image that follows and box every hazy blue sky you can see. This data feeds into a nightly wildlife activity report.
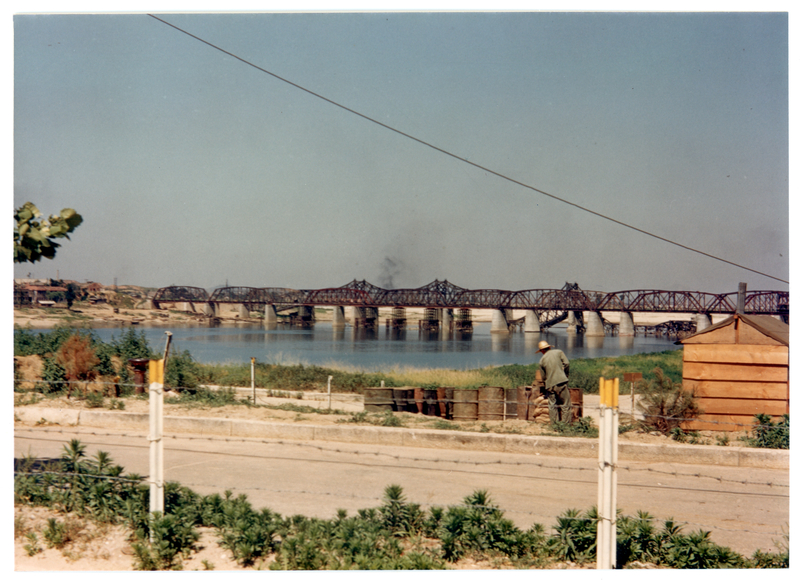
[13,10,789,294]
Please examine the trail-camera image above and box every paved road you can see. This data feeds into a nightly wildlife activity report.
[14,425,789,557]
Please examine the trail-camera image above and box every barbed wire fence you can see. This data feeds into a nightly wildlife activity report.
[13,378,791,435]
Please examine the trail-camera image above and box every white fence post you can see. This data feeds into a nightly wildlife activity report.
[148,358,165,542]
[597,377,619,569]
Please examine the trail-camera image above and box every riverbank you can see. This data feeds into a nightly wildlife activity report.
[14,302,706,330]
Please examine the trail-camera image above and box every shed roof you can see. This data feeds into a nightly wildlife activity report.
[678,313,788,346]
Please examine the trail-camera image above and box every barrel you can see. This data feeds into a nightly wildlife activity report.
[452,389,478,421]
[392,388,410,411]
[437,387,453,418]
[569,388,583,421]
[364,387,394,412]
[478,386,505,421]
[504,387,518,420]
[423,389,440,416]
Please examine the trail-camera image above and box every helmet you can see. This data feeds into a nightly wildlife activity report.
[537,340,552,353]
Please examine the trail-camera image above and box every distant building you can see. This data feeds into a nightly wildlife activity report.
[14,284,68,307]
[678,313,789,431]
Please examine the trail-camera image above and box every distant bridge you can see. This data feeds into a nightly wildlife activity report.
[151,280,788,336]
[153,279,788,314]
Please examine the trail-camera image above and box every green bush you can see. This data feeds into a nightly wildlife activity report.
[742,414,789,450]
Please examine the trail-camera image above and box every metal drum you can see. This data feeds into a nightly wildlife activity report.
[452,389,479,421]
[364,387,394,412]
[478,386,505,421]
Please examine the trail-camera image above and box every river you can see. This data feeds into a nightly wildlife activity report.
[71,322,682,370]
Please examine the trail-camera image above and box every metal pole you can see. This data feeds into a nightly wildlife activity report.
[162,331,173,370]
[328,376,333,410]
[251,357,256,404]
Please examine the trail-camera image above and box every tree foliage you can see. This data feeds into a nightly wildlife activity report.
[14,202,83,263]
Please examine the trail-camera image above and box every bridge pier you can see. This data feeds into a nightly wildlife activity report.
[491,308,510,334]
[178,302,196,313]
[566,311,578,334]
[441,308,453,332]
[695,313,712,332]
[264,304,277,325]
[332,306,346,328]
[618,311,634,336]
[353,306,378,329]
[237,304,250,318]
[523,309,540,333]
[585,311,605,337]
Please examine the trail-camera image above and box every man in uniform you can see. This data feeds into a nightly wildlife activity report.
[536,340,572,424]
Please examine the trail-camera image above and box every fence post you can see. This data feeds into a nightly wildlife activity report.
[148,358,165,542]
[328,376,334,410]
[597,377,619,569]
[251,357,256,404]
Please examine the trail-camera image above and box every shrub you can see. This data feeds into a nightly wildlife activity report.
[165,349,201,391]
[636,368,699,434]
[742,414,789,450]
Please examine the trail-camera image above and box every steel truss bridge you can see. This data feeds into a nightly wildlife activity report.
[152,280,788,318]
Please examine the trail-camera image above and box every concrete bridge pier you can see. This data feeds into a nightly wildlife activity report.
[619,311,634,336]
[491,308,510,334]
[523,309,541,333]
[442,308,453,332]
[264,304,277,325]
[200,303,214,317]
[695,313,712,332]
[237,304,250,318]
[331,306,346,328]
[566,311,578,334]
[298,305,315,323]
[585,311,605,337]
[178,302,196,313]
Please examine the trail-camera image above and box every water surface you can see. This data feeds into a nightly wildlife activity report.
[75,322,681,370]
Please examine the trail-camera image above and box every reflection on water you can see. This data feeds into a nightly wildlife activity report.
[73,322,681,370]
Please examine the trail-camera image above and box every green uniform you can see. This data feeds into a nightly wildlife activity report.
[539,348,572,423]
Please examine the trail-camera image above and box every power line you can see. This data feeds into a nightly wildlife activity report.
[148,14,788,285]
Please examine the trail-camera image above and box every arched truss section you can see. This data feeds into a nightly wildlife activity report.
[152,286,209,308]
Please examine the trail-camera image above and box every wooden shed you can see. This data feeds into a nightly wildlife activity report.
[678,313,789,431]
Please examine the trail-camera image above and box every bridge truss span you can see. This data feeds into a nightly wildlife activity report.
[152,282,789,318]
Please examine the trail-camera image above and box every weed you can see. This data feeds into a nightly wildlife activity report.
[107,398,126,410]
[201,559,215,570]
[380,411,403,427]
[430,419,461,431]
[637,368,699,434]
[24,532,42,556]
[741,414,789,449]
[84,391,105,408]
[715,433,730,447]
[550,417,598,438]
[132,511,199,570]
[338,411,368,424]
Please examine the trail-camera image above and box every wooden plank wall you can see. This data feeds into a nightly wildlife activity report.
[681,344,789,431]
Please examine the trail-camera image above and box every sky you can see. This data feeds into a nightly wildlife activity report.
[10,5,790,295]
